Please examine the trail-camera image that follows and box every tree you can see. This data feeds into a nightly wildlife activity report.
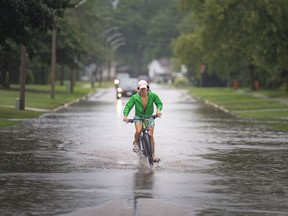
[175,0,288,90]
[0,0,71,46]
[56,0,110,85]
[110,0,185,75]
[144,1,185,61]
[0,0,72,88]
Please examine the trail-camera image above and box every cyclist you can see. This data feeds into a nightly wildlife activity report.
[123,80,163,162]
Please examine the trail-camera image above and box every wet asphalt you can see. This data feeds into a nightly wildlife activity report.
[1,84,288,216]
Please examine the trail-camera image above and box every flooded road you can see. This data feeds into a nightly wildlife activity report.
[1,84,288,216]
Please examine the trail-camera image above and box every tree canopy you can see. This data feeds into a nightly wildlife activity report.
[110,0,185,75]
[173,0,288,89]
[1,0,288,90]
[0,0,71,46]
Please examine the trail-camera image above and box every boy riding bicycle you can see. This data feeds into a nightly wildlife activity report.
[123,80,163,162]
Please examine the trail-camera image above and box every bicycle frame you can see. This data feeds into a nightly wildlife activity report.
[128,115,158,167]
[139,119,152,156]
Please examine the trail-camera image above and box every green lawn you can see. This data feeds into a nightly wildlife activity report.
[5,83,96,108]
[246,89,288,99]
[189,87,288,131]
[237,109,288,119]
[0,119,23,128]
[0,81,111,128]
[0,107,41,118]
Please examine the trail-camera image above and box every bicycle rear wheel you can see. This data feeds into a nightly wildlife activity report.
[142,133,153,166]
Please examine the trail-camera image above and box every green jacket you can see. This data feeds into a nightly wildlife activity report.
[123,91,163,117]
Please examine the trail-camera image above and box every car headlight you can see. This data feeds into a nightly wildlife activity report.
[117,88,122,93]
[114,79,120,85]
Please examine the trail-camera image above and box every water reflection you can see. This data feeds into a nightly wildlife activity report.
[132,165,152,216]
[1,86,288,215]
[200,147,288,214]
[134,165,154,199]
[116,99,123,115]
[0,125,71,173]
[0,173,79,216]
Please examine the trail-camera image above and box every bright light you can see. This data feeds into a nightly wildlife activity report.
[117,88,122,93]
[117,93,122,98]
[114,79,120,85]
[116,99,122,114]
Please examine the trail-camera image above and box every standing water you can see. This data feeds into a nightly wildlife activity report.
[0,84,288,216]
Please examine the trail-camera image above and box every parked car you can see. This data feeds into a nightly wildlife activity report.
[114,73,130,88]
[116,78,138,99]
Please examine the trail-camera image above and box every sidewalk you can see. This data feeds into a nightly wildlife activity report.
[0,105,51,112]
[237,89,288,105]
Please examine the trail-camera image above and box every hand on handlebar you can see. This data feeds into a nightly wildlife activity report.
[123,116,129,122]
[156,110,162,117]
[124,114,161,123]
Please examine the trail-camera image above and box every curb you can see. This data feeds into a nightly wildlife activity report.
[194,95,237,117]
[39,89,99,118]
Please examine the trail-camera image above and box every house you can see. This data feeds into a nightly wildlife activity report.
[147,57,171,83]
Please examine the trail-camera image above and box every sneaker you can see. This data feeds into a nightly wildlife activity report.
[153,154,160,163]
[153,157,160,163]
[133,142,140,153]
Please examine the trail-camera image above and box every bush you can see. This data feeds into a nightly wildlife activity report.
[173,76,189,88]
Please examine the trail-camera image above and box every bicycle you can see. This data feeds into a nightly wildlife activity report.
[127,115,159,168]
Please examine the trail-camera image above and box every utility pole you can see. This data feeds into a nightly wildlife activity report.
[19,45,27,110]
[50,25,56,99]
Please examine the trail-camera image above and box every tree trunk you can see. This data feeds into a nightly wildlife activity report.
[50,26,56,99]
[91,67,96,89]
[281,69,288,92]
[0,70,7,88]
[60,65,65,86]
[248,63,256,91]
[19,45,27,110]
[0,65,10,88]
[226,71,230,88]
[70,68,74,93]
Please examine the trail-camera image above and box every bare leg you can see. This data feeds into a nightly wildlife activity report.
[149,127,155,154]
[150,127,160,162]
[134,123,142,144]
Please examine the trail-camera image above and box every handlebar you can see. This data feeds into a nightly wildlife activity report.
[127,115,158,123]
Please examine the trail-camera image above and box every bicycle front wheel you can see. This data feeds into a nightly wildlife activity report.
[142,133,153,165]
